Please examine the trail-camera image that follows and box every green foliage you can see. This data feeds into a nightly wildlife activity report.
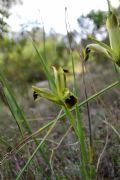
[0,0,22,34]
[0,1,120,179]
[0,9,9,33]
[0,29,79,85]
[77,10,107,40]
[87,10,107,29]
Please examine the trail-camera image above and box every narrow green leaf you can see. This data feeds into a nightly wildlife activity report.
[32,42,56,91]
[32,86,59,103]
[16,110,63,180]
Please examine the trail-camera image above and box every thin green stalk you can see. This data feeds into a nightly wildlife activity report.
[76,104,89,179]
[16,124,56,180]
[65,7,77,94]
[64,105,89,179]
[81,53,93,177]
[63,106,78,136]
[32,42,56,91]
[16,110,62,180]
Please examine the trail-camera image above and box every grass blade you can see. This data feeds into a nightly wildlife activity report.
[16,110,62,179]
[0,70,29,137]
[0,70,52,176]
[32,42,56,91]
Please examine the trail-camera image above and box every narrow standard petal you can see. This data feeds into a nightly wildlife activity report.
[58,67,66,94]
[52,66,67,97]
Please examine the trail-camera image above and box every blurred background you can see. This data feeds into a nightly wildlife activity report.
[0,1,120,179]
[0,0,119,86]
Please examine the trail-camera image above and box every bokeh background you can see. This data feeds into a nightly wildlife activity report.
[0,0,120,179]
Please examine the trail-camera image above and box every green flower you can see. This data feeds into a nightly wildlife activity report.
[32,66,77,109]
[84,0,120,67]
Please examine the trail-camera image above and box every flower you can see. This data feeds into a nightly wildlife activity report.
[32,66,77,109]
[84,0,120,67]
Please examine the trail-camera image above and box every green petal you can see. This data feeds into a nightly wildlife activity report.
[106,14,120,61]
[88,36,113,55]
[84,43,112,62]
[52,66,66,96]
[32,86,59,103]
[106,0,120,64]
[52,66,58,90]
[58,67,66,93]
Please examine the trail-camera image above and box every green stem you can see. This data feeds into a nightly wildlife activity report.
[16,110,62,180]
[64,106,89,179]
[32,42,56,91]
[63,106,78,136]
[65,8,77,94]
[75,104,89,179]
[77,81,119,109]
